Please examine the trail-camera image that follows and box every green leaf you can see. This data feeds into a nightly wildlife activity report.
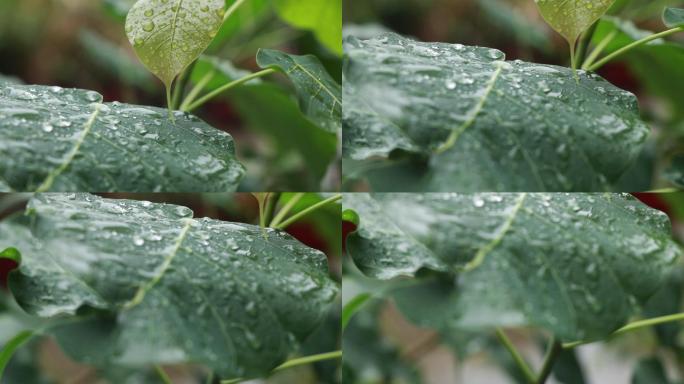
[343,33,649,192]
[257,49,342,133]
[534,0,615,45]
[631,357,671,384]
[190,56,336,186]
[592,17,684,122]
[663,7,684,28]
[125,0,225,87]
[273,0,342,55]
[344,193,680,341]
[0,84,244,192]
[79,30,154,89]
[0,194,339,377]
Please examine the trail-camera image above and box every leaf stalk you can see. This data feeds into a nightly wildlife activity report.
[220,350,342,384]
[182,68,276,112]
[495,328,537,384]
[274,194,342,230]
[586,26,684,71]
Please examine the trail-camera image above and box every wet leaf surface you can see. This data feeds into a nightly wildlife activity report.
[534,0,615,44]
[664,7,684,28]
[344,193,680,340]
[0,194,339,377]
[257,49,342,133]
[0,84,245,192]
[125,0,225,87]
[342,33,649,191]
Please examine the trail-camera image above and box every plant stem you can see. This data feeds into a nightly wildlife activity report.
[342,293,371,331]
[0,330,35,380]
[274,194,342,230]
[587,26,684,71]
[220,351,342,384]
[182,69,276,112]
[263,192,281,225]
[269,193,304,228]
[224,0,249,22]
[581,30,617,70]
[172,61,196,110]
[179,70,215,111]
[535,338,562,384]
[569,42,578,81]
[165,85,175,122]
[155,365,173,384]
[564,312,684,349]
[495,328,536,384]
[575,22,598,66]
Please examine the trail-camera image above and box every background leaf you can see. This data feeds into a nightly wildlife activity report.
[257,49,342,133]
[273,0,343,55]
[0,84,245,192]
[0,194,339,378]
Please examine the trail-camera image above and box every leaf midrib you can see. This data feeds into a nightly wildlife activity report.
[35,104,103,192]
[123,217,193,310]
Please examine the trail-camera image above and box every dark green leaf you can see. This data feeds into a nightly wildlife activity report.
[190,56,337,186]
[631,357,670,384]
[125,0,225,87]
[342,303,421,384]
[0,84,244,192]
[664,7,684,28]
[257,49,341,133]
[552,349,586,384]
[345,193,680,341]
[343,33,649,191]
[0,194,339,377]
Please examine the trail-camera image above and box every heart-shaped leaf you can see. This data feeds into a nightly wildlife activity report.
[534,0,615,45]
[0,84,244,192]
[257,49,342,133]
[343,33,649,191]
[664,7,684,28]
[0,193,338,377]
[344,193,680,341]
[125,0,225,87]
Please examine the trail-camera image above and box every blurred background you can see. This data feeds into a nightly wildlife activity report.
[0,192,341,384]
[0,0,342,191]
[341,192,684,384]
[343,0,684,191]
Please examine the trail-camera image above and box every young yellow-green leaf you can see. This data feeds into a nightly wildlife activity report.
[534,0,615,45]
[125,0,225,88]
[664,8,684,28]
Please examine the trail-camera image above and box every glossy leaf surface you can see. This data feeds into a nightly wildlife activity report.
[0,194,338,377]
[344,193,680,340]
[0,84,244,192]
[343,33,649,191]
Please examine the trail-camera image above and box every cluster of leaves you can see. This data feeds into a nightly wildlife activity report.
[0,0,342,192]
[342,1,684,192]
[0,193,341,383]
[342,193,683,383]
